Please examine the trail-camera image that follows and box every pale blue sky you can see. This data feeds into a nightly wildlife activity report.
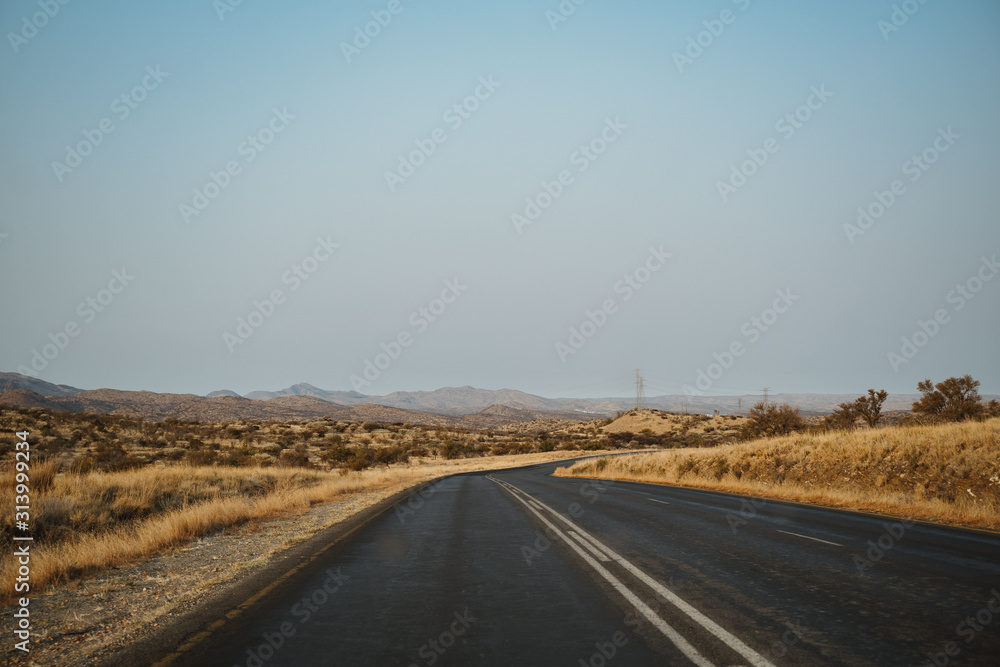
[1,0,998,398]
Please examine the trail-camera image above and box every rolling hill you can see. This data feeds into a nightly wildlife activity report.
[5,372,992,425]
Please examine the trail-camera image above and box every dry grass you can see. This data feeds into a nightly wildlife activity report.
[555,418,1000,530]
[0,449,602,605]
[600,409,745,437]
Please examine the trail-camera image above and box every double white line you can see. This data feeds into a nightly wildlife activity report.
[488,475,775,667]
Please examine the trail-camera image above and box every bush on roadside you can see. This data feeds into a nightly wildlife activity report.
[741,401,803,439]
[913,375,986,422]
[824,402,857,430]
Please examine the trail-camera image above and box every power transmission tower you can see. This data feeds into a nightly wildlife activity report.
[762,387,770,405]
[634,369,645,411]
[737,398,742,415]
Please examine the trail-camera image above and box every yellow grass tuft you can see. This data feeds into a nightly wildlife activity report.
[554,418,1000,530]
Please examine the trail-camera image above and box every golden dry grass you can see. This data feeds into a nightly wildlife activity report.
[555,418,1000,530]
[0,450,604,605]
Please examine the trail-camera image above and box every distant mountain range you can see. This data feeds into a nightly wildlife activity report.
[226,381,929,416]
[236,383,600,415]
[0,374,583,426]
[4,372,989,425]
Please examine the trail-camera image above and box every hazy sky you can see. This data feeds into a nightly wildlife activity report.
[1,0,998,399]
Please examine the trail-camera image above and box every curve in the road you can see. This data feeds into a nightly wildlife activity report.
[111,459,1000,667]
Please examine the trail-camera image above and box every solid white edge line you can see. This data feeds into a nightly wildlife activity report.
[491,478,715,667]
[572,528,616,560]
[511,482,777,667]
[776,530,843,547]
[568,530,612,562]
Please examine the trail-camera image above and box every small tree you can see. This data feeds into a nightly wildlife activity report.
[824,402,857,430]
[912,375,984,422]
[742,401,803,439]
[854,389,888,428]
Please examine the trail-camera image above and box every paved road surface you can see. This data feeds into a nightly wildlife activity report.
[140,461,1000,666]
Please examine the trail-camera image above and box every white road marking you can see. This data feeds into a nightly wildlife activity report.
[776,530,843,547]
[647,498,671,505]
[491,478,715,667]
[528,500,543,510]
[492,476,777,667]
[572,528,615,559]
[568,530,611,562]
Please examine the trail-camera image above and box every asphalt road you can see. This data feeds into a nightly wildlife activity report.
[146,461,1000,666]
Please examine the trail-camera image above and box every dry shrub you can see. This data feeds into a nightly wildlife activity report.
[741,401,803,439]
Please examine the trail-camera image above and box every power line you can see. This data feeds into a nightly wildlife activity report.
[634,369,645,411]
